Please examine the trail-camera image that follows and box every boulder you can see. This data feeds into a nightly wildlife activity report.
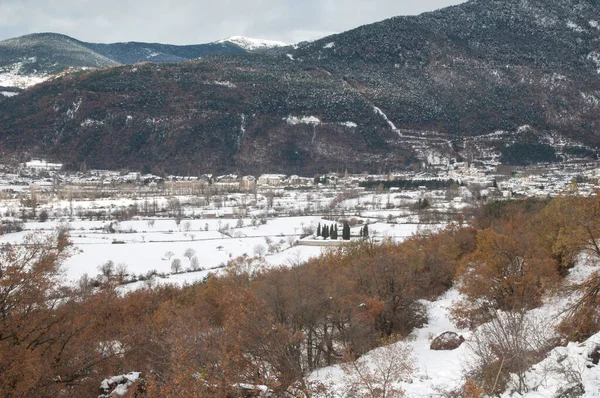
[430,331,465,351]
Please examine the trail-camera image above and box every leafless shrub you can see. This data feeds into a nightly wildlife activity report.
[340,340,414,398]
[465,311,556,395]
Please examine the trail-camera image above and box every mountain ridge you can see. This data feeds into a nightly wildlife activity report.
[0,0,599,174]
[0,32,281,89]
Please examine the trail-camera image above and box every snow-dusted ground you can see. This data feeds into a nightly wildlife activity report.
[500,332,600,398]
[308,257,600,397]
[0,60,50,89]
[0,213,432,286]
[308,289,469,397]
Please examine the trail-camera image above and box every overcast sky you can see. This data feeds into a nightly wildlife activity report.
[0,0,467,44]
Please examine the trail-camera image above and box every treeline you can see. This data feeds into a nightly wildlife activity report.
[3,195,600,396]
[359,178,459,191]
[499,143,560,165]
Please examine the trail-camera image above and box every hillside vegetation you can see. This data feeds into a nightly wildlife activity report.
[3,195,600,396]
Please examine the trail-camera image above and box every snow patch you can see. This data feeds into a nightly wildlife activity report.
[567,20,586,33]
[80,118,105,127]
[238,114,246,149]
[1,91,18,97]
[100,372,141,397]
[286,53,295,61]
[285,115,321,126]
[216,36,288,51]
[212,80,237,88]
[373,106,398,131]
[323,42,335,49]
[0,60,50,89]
[425,150,451,166]
[339,121,357,128]
[590,20,600,30]
[581,92,600,106]
[499,332,600,397]
[588,52,600,74]
[66,98,82,120]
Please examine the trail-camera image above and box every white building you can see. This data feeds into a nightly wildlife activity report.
[257,174,286,186]
[22,159,63,171]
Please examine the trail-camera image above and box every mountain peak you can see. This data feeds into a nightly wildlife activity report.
[216,36,289,51]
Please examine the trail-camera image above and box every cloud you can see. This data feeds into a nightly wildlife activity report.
[0,0,466,44]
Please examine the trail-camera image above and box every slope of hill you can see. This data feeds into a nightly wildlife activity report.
[0,33,118,88]
[84,41,246,64]
[0,0,599,174]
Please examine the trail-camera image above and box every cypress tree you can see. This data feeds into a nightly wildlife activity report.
[363,224,369,237]
[317,223,321,237]
[343,222,350,240]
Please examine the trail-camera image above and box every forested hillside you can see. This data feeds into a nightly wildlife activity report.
[1,0,599,173]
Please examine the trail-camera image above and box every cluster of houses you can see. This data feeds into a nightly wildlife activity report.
[4,158,600,200]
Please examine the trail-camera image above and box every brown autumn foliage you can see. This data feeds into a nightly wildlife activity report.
[455,193,600,394]
[452,198,576,328]
[0,223,477,396]
[555,193,600,340]
[6,195,600,396]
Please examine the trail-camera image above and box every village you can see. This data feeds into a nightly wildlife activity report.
[1,156,600,291]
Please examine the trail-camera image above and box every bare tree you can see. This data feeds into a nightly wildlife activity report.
[265,190,275,209]
[286,235,297,248]
[184,248,196,261]
[341,340,414,398]
[465,311,555,395]
[253,244,266,258]
[171,259,183,274]
[190,256,200,271]
[163,251,175,260]
[115,263,129,282]
[98,260,115,278]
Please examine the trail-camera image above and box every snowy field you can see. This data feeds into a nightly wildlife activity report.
[0,210,440,286]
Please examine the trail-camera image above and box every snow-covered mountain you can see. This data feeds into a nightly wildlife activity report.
[216,36,289,51]
[0,33,289,90]
[0,33,248,90]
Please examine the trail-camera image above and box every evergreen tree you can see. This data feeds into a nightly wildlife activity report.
[363,224,369,237]
[331,224,338,240]
[317,223,321,237]
[343,222,351,240]
[323,225,329,239]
